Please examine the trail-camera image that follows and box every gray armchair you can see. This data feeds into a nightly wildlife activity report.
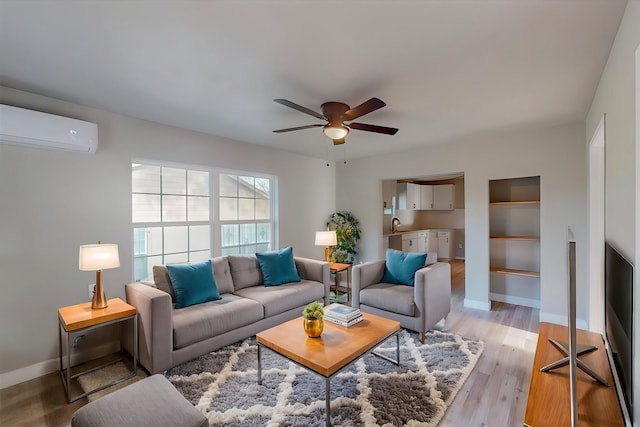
[352,253,451,343]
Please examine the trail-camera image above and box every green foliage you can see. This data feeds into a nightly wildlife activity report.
[302,301,324,320]
[327,211,361,264]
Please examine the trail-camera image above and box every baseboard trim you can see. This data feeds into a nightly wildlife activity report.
[463,298,491,311]
[540,312,589,331]
[0,341,119,389]
[490,293,540,309]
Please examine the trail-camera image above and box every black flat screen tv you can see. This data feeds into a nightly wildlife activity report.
[604,242,634,425]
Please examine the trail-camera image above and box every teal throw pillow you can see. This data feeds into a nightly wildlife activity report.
[381,249,427,286]
[256,247,301,286]
[166,259,221,309]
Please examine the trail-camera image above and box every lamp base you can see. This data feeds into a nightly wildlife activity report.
[91,270,108,309]
[324,246,332,264]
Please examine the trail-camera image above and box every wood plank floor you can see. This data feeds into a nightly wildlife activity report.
[0,260,539,427]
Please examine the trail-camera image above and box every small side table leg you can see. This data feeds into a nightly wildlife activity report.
[326,377,331,427]
[347,267,351,302]
[66,330,72,401]
[257,344,262,385]
[58,322,63,373]
[133,313,138,374]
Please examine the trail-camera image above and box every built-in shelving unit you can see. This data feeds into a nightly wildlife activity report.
[489,267,540,278]
[490,201,540,205]
[490,236,540,241]
[489,176,540,308]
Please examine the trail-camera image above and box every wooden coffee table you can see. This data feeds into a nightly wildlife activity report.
[256,311,401,426]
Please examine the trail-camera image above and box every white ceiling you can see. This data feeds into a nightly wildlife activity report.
[0,0,627,161]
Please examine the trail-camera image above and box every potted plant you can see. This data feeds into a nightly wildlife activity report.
[327,211,361,264]
[302,301,324,337]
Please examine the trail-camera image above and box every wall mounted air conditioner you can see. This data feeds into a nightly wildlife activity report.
[0,104,98,154]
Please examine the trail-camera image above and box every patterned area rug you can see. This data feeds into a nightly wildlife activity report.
[165,329,483,426]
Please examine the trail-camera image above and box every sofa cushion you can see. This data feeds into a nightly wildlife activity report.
[255,247,301,286]
[172,293,264,349]
[234,280,324,317]
[167,260,221,309]
[154,258,233,302]
[153,265,176,302]
[212,256,234,294]
[360,282,415,316]
[382,249,427,286]
[227,255,263,290]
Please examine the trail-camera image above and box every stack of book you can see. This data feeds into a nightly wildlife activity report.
[324,303,364,327]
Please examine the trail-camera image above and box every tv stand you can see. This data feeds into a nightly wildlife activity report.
[524,323,623,427]
[540,338,609,386]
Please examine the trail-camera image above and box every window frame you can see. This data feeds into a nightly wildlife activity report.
[215,168,277,257]
[131,159,277,281]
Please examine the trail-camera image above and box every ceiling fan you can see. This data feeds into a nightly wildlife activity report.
[272,97,398,145]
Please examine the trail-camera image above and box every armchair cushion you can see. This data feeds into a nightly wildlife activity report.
[360,282,415,316]
[381,249,427,286]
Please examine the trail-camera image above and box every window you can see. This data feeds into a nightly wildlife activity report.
[219,173,273,255]
[132,163,276,280]
[132,164,211,281]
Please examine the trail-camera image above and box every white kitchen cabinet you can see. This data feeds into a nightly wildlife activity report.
[397,183,455,211]
[397,182,421,210]
[437,231,451,260]
[417,232,427,252]
[433,184,455,210]
[425,230,438,253]
[420,185,433,210]
[401,233,419,252]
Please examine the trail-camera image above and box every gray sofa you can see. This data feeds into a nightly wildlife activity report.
[124,255,330,374]
[352,252,451,343]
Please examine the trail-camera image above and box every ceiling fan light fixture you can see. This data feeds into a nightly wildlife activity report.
[323,124,349,140]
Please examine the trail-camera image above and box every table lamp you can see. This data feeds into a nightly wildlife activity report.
[79,242,120,309]
[315,231,337,263]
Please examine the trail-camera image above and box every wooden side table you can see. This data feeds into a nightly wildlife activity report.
[329,263,352,302]
[58,297,137,402]
[524,322,624,426]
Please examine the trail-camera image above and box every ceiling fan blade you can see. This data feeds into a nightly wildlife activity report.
[349,122,399,135]
[274,99,325,120]
[343,97,386,121]
[273,124,323,133]
[333,137,346,145]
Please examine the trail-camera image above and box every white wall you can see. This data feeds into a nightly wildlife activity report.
[585,1,640,424]
[587,1,639,264]
[0,86,335,384]
[336,124,587,323]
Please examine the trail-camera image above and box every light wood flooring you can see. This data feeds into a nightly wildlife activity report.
[0,260,539,427]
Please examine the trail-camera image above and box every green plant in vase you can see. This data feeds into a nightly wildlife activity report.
[302,301,324,338]
[327,211,361,264]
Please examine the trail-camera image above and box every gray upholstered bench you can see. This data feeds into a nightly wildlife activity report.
[71,374,207,427]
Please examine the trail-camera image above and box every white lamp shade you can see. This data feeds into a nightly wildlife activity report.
[315,231,337,246]
[79,244,120,271]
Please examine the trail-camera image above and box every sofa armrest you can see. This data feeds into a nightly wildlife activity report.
[413,262,451,331]
[294,257,331,305]
[124,282,173,374]
[352,260,386,309]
